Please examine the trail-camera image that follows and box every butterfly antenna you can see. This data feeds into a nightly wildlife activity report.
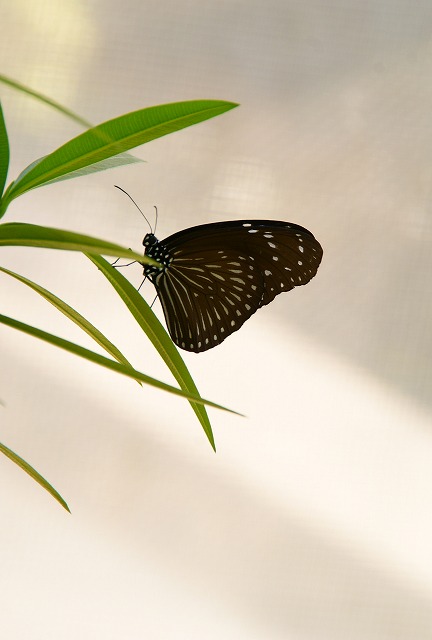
[114,185,153,233]
[154,205,158,234]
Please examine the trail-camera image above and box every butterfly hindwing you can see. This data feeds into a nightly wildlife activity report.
[154,247,265,351]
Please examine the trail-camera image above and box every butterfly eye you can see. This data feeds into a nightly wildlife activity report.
[142,219,322,352]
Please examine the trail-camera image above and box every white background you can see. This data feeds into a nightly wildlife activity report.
[1,0,432,637]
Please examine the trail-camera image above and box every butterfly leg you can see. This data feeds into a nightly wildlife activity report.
[111,247,136,268]
[111,260,137,268]
[136,276,156,307]
[138,276,147,291]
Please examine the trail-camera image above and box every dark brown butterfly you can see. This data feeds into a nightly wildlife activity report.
[142,219,322,352]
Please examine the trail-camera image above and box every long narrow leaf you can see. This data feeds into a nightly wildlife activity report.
[0,266,139,379]
[88,254,216,449]
[0,222,147,263]
[0,100,238,213]
[0,103,9,197]
[0,73,92,128]
[11,152,143,192]
[0,313,239,414]
[0,440,70,512]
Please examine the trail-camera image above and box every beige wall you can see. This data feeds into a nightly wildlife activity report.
[1,1,432,637]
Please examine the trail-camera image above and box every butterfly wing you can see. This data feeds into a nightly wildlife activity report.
[150,220,322,353]
[154,246,266,351]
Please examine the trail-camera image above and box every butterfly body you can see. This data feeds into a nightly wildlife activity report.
[142,220,322,353]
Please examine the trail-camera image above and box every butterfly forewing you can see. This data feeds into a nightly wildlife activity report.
[143,220,322,353]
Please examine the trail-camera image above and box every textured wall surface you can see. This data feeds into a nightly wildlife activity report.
[1,1,432,638]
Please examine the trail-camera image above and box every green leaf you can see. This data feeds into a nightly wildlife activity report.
[0,222,148,263]
[0,440,70,512]
[12,152,143,190]
[0,103,9,197]
[0,76,142,201]
[0,73,92,128]
[0,265,139,380]
[0,313,239,414]
[87,254,216,449]
[0,100,238,215]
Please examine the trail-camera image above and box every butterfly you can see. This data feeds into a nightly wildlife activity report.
[141,219,323,353]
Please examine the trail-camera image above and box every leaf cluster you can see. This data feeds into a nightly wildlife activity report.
[0,74,239,510]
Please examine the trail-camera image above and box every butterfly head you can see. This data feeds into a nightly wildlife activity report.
[143,232,158,250]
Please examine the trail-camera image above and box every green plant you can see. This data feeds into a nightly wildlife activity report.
[0,74,239,511]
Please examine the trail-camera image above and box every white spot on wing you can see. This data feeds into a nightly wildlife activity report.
[211,272,226,280]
